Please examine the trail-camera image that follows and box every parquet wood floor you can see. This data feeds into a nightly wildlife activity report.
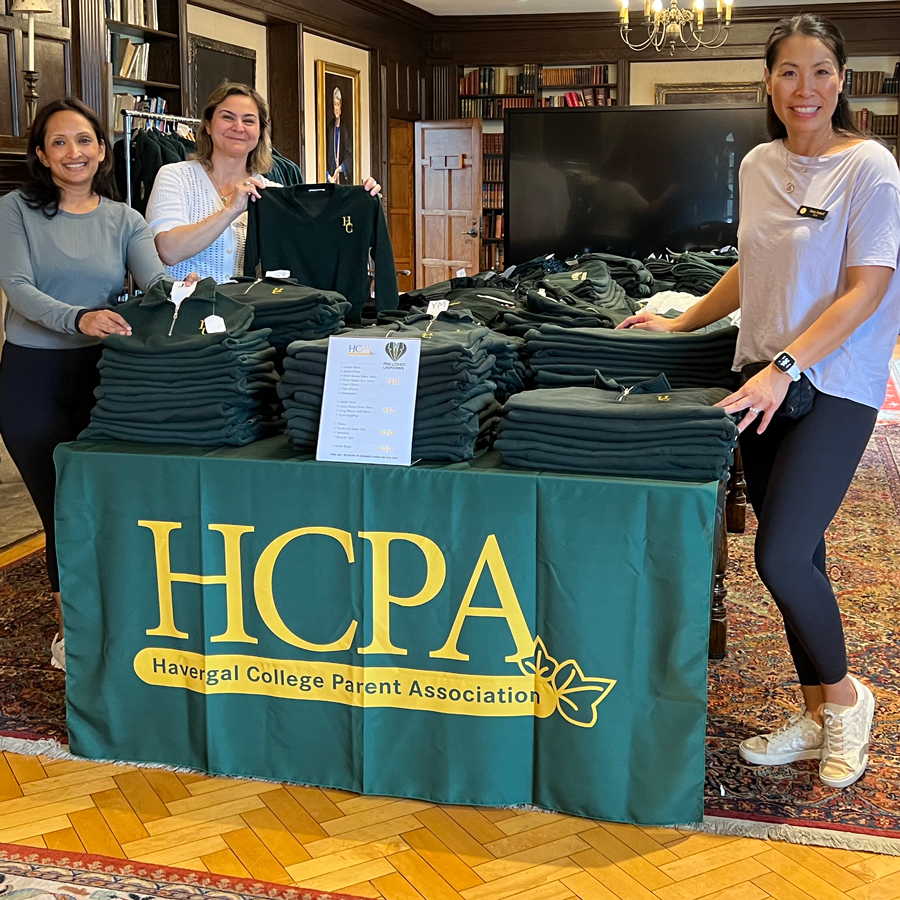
[0,752,894,900]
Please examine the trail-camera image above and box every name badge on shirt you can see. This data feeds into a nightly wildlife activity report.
[797,205,828,220]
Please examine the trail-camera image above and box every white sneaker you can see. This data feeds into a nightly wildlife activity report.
[50,633,66,672]
[739,706,824,765]
[820,675,874,788]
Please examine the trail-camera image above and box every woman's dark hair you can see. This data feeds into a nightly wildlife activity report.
[21,97,117,216]
[764,14,864,141]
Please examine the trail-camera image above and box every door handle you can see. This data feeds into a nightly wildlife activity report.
[461,223,478,237]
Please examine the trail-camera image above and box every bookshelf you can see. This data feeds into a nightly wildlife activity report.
[459,62,620,270]
[845,56,899,160]
[106,0,185,135]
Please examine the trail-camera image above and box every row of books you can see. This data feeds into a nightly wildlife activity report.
[460,65,538,97]
[483,134,504,155]
[542,88,614,107]
[481,242,506,273]
[112,92,167,128]
[481,213,504,241]
[483,158,503,182]
[461,97,534,119]
[541,65,611,86]
[852,109,898,136]
[844,67,899,95]
[482,184,504,209]
[116,38,150,80]
[106,0,158,30]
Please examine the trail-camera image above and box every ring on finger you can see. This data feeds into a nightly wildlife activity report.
[749,406,762,415]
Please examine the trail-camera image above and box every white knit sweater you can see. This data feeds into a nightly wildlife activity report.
[146,160,281,283]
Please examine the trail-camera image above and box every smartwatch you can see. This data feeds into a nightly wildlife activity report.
[772,350,801,382]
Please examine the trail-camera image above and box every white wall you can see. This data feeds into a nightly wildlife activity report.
[630,58,763,107]
[186,6,269,101]
[303,33,371,184]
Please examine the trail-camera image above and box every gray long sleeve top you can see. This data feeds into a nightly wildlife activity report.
[0,191,168,350]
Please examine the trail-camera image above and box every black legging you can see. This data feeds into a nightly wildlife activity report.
[0,341,102,592]
[740,390,878,686]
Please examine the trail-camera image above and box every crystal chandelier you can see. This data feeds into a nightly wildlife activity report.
[619,0,733,53]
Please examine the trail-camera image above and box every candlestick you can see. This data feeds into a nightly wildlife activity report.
[724,0,732,22]
[27,13,34,71]
[695,0,703,27]
[620,0,629,25]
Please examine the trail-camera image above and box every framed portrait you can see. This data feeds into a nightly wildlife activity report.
[316,60,361,185]
[655,81,766,106]
[189,35,256,117]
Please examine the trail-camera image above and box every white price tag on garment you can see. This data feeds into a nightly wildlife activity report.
[265,270,291,279]
[169,280,197,309]
[456,268,467,277]
[426,300,449,318]
[203,315,227,334]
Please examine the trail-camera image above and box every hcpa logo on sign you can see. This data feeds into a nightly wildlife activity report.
[347,344,373,356]
[385,342,407,362]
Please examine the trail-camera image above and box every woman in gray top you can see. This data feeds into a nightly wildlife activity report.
[0,97,179,672]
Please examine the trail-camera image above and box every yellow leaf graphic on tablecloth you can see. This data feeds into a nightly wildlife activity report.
[553,659,617,728]
[518,637,616,726]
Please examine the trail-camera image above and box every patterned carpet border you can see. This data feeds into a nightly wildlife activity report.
[0,842,369,900]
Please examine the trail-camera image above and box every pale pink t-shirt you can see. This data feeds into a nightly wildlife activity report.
[735,139,900,410]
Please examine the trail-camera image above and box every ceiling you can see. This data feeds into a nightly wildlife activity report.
[408,0,887,13]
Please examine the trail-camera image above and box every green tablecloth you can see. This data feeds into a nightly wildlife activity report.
[55,438,718,826]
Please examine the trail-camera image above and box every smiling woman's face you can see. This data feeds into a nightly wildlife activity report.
[35,109,105,191]
[207,94,261,160]
[765,34,844,141]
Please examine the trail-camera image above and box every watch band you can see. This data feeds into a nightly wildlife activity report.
[772,350,802,382]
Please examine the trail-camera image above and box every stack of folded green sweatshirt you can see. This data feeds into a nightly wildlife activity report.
[278,320,499,461]
[642,251,738,296]
[401,310,527,401]
[80,278,280,446]
[523,323,738,389]
[583,253,655,299]
[217,277,352,348]
[496,375,739,482]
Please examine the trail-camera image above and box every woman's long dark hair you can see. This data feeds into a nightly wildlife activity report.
[764,14,865,141]
[21,97,118,216]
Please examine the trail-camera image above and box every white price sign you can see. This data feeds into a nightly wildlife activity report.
[316,336,421,466]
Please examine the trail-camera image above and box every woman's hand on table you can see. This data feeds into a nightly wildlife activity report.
[78,310,132,338]
[715,365,791,434]
[616,311,680,331]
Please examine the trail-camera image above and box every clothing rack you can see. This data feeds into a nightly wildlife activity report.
[121,109,200,209]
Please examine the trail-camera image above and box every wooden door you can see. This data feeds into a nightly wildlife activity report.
[415,120,482,288]
[387,119,415,294]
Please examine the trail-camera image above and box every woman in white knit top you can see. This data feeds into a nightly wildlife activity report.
[146,82,379,283]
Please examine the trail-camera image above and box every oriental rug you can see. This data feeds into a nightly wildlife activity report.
[1,426,899,853]
[0,842,364,900]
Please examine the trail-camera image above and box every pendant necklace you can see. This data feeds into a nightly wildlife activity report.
[211,176,234,205]
[783,133,833,194]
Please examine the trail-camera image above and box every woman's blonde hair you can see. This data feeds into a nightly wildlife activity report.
[192,82,273,175]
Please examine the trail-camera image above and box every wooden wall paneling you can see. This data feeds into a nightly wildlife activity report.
[385,54,423,120]
[72,0,104,114]
[0,25,18,137]
[388,117,414,291]
[430,62,454,119]
[429,3,900,67]
[267,20,302,165]
[370,47,383,184]
[34,35,70,107]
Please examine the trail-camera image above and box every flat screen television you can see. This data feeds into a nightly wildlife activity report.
[504,105,768,264]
